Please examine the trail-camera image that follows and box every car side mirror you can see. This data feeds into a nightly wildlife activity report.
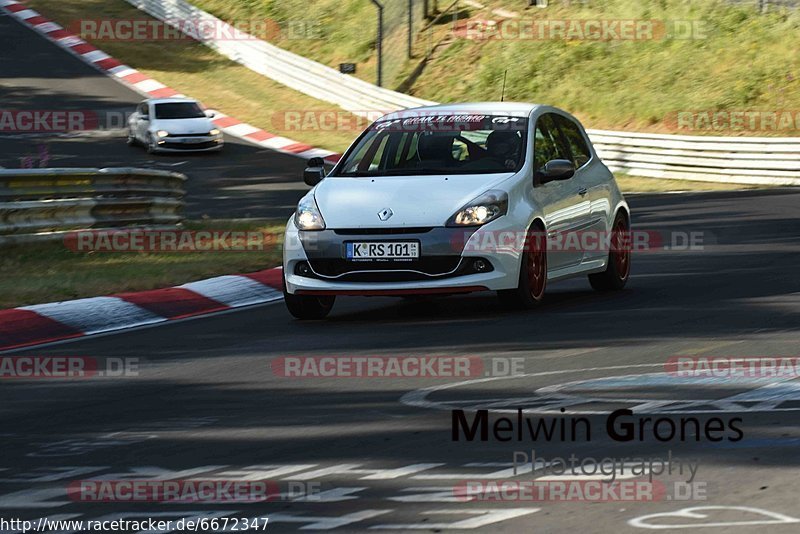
[537,159,575,184]
[205,110,216,118]
[303,157,326,186]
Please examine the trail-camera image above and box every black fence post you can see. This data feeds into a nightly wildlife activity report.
[370,0,384,87]
[408,0,413,59]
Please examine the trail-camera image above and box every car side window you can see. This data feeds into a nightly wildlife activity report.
[555,115,591,168]
[533,114,570,170]
[138,103,148,117]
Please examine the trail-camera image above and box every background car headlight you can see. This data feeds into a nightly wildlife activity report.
[156,130,169,138]
[295,196,326,231]
[446,190,508,226]
[209,128,221,136]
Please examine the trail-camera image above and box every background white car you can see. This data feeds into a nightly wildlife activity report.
[283,103,630,319]
[127,98,223,154]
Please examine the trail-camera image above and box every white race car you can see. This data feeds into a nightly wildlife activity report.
[283,103,630,319]
[127,98,223,153]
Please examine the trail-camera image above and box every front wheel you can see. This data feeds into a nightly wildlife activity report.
[146,133,158,154]
[588,213,630,291]
[498,223,547,309]
[283,275,334,319]
[284,292,334,320]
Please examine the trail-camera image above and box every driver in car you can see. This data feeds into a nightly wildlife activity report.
[485,130,522,170]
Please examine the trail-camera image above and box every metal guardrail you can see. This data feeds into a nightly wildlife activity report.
[587,130,800,185]
[0,168,186,245]
[127,0,800,185]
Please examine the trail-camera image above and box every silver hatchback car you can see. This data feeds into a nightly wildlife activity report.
[283,103,630,319]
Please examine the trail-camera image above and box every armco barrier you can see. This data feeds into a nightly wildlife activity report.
[126,0,800,186]
[0,168,186,246]
[588,129,800,185]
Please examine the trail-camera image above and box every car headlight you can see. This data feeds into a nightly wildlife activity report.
[446,190,508,227]
[209,128,221,136]
[156,130,169,138]
[295,195,326,231]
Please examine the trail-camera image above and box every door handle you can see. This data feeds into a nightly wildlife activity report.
[578,187,588,196]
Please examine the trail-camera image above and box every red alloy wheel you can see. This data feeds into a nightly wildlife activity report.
[527,232,546,300]
[613,219,630,280]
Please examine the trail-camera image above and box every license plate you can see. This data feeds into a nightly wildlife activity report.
[346,241,419,260]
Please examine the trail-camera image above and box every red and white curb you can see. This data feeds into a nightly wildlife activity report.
[0,268,284,352]
[0,0,341,164]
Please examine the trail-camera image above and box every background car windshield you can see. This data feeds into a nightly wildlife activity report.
[334,114,527,176]
[154,102,206,120]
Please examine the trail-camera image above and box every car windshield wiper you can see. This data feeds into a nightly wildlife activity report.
[336,166,518,177]
[399,168,452,175]
[373,169,449,176]
[336,169,455,177]
[335,170,415,177]
[336,171,375,177]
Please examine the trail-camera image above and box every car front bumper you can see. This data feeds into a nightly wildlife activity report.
[283,217,525,295]
[154,135,223,152]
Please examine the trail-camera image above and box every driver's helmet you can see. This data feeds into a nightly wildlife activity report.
[486,131,522,160]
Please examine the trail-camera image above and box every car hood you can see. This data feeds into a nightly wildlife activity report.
[314,173,515,228]
[150,117,214,134]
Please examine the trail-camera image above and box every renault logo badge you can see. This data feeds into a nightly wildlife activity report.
[378,208,393,221]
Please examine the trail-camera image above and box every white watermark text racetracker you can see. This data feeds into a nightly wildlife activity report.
[0,357,139,379]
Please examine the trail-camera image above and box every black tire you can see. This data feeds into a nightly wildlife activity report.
[146,133,157,154]
[498,222,547,309]
[589,212,630,291]
[283,275,334,319]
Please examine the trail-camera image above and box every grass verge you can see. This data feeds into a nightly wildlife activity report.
[614,174,771,193]
[0,219,284,309]
[390,0,800,136]
[29,0,800,139]
[188,0,800,136]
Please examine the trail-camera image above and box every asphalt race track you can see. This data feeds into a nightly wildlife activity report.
[3,8,800,534]
[0,13,309,220]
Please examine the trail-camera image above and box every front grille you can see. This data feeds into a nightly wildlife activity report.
[309,256,463,281]
[333,227,434,235]
[161,141,218,150]
[298,254,493,282]
[168,132,211,137]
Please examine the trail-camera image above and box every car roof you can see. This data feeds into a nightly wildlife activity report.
[144,98,200,105]
[380,102,544,121]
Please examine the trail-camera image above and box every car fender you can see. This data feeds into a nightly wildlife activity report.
[613,200,630,225]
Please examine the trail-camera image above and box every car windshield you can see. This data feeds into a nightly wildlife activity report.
[154,102,206,120]
[333,114,528,177]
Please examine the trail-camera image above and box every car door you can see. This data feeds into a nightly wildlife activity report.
[553,114,611,263]
[531,113,585,271]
